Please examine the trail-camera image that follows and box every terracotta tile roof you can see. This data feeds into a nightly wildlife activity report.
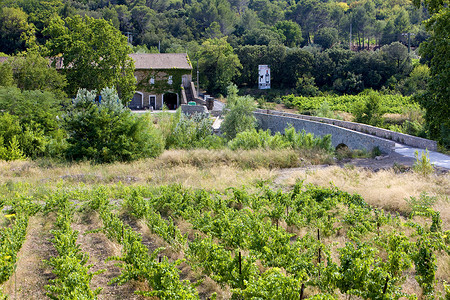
[129,53,192,70]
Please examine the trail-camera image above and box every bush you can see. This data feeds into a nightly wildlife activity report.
[63,87,164,163]
[228,126,333,152]
[221,84,257,139]
[166,112,224,149]
[353,91,385,126]
[412,150,434,176]
[0,136,25,161]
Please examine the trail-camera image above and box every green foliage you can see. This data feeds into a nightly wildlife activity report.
[6,177,444,298]
[296,75,319,97]
[166,112,224,149]
[413,237,437,296]
[228,129,289,150]
[0,136,25,161]
[44,15,135,102]
[44,192,103,299]
[6,52,67,98]
[0,7,36,54]
[0,86,63,134]
[63,87,164,163]
[89,188,200,299]
[0,62,13,87]
[353,91,385,126]
[282,92,417,114]
[412,150,434,176]
[273,20,303,47]
[221,84,256,139]
[198,38,242,95]
[233,268,303,299]
[228,126,333,152]
[0,196,38,285]
[314,27,339,49]
[415,6,450,147]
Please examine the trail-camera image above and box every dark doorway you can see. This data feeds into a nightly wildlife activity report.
[149,96,156,110]
[129,93,143,109]
[163,92,178,110]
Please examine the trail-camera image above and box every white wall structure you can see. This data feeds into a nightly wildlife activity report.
[258,65,270,89]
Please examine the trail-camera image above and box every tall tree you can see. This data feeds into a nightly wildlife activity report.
[6,51,67,98]
[43,15,135,103]
[412,0,450,146]
[0,7,36,54]
[198,37,242,94]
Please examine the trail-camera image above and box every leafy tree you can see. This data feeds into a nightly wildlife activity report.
[413,1,450,146]
[235,45,267,87]
[6,52,67,98]
[281,48,314,87]
[0,87,63,134]
[198,37,242,94]
[296,75,319,96]
[43,15,136,103]
[0,62,14,87]
[63,87,164,162]
[353,91,385,127]
[0,7,36,54]
[396,64,430,96]
[314,27,338,49]
[242,28,284,46]
[221,84,256,139]
[273,20,303,47]
[381,42,412,76]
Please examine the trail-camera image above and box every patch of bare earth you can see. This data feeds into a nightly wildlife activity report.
[2,215,55,299]
[72,211,146,300]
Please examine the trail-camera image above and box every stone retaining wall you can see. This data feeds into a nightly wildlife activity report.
[255,109,437,151]
[255,112,396,154]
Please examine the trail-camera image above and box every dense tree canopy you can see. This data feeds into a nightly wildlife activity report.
[413,1,450,146]
[43,15,135,102]
[198,37,242,94]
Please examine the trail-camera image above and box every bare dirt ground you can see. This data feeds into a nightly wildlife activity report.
[2,216,55,299]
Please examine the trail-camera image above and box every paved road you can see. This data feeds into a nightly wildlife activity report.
[394,144,450,169]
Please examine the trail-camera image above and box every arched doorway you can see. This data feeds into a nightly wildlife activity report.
[129,92,143,109]
[163,92,178,110]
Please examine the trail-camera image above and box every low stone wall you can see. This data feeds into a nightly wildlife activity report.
[181,104,209,116]
[255,109,437,151]
[255,112,396,154]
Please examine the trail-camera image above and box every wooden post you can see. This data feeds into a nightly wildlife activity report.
[382,276,389,294]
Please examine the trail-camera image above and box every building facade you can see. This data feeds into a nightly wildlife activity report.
[129,53,193,110]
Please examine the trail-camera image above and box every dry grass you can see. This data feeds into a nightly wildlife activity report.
[278,166,450,228]
[0,148,332,192]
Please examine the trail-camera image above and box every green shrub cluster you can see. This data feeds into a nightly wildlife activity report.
[282,92,418,114]
[63,88,164,163]
[165,111,224,150]
[229,126,333,152]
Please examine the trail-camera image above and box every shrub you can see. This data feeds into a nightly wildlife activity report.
[228,126,333,152]
[0,136,25,161]
[412,150,434,176]
[166,112,224,149]
[221,84,256,139]
[63,87,164,163]
[353,91,385,126]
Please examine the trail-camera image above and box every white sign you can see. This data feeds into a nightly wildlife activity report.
[258,65,270,89]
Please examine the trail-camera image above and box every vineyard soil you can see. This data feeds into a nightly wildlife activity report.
[0,149,449,299]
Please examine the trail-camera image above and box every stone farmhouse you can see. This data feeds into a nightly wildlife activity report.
[0,53,199,110]
[129,53,193,110]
